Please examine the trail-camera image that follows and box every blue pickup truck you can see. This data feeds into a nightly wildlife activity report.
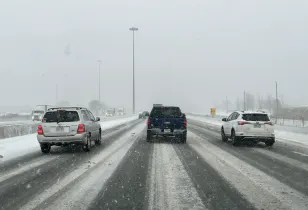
[147,106,187,143]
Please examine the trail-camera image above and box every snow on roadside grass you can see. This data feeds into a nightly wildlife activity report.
[0,116,138,163]
[187,115,308,147]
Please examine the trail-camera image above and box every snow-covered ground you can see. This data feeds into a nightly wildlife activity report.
[0,116,138,162]
[187,115,308,147]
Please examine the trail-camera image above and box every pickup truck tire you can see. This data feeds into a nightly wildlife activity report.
[147,131,152,142]
[180,133,187,143]
[40,144,51,154]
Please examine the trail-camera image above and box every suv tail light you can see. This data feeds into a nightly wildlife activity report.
[37,125,44,135]
[147,118,151,126]
[264,122,273,126]
[77,124,86,133]
[184,119,187,127]
[238,121,250,125]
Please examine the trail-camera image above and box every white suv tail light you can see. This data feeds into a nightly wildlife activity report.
[238,121,250,125]
[264,122,273,126]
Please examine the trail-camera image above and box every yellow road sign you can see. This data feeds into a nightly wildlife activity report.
[210,108,216,115]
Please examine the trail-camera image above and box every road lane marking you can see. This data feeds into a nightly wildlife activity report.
[20,123,145,210]
[148,143,206,210]
[253,149,308,172]
[292,151,308,157]
[188,131,308,210]
[0,156,57,184]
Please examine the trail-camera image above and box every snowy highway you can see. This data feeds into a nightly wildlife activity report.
[1,118,308,210]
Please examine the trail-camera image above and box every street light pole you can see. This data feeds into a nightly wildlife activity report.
[98,60,101,102]
[129,27,138,114]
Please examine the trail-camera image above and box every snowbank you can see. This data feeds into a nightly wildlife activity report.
[0,116,139,162]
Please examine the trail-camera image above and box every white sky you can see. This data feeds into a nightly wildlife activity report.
[0,0,308,112]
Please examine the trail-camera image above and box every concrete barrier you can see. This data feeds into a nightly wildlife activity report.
[0,123,39,139]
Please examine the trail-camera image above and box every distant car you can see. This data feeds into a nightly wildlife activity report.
[221,111,275,146]
[37,107,102,153]
[143,111,149,118]
[139,111,149,119]
[138,112,144,119]
[147,106,187,143]
[116,108,126,116]
[106,109,115,117]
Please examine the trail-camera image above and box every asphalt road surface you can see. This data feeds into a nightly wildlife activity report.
[1,119,308,210]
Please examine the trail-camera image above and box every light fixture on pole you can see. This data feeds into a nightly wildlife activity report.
[129,27,138,114]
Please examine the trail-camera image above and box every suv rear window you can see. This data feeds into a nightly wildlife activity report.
[150,107,182,117]
[242,114,270,121]
[43,111,80,123]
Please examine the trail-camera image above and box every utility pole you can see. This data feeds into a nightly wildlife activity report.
[244,91,246,111]
[97,60,101,102]
[129,27,138,114]
[275,81,279,122]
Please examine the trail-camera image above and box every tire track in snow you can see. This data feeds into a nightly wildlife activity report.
[20,123,146,210]
[189,124,308,196]
[148,143,206,210]
[188,131,308,210]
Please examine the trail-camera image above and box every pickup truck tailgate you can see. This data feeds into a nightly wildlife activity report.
[151,117,185,129]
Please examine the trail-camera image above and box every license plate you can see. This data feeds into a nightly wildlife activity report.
[164,129,171,133]
[56,126,69,132]
[254,124,261,128]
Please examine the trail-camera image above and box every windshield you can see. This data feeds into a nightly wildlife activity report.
[42,111,80,123]
[150,107,182,117]
[2,1,308,210]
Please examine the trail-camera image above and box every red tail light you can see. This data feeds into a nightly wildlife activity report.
[37,125,44,135]
[147,118,151,126]
[238,121,250,125]
[264,122,273,126]
[184,120,187,127]
[77,124,86,133]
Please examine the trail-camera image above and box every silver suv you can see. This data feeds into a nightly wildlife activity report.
[37,107,102,153]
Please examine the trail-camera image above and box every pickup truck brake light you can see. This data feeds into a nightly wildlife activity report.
[147,118,151,126]
[184,119,187,127]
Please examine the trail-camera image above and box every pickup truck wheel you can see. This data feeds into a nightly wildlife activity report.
[181,133,187,143]
[82,136,91,152]
[95,131,102,145]
[221,128,228,142]
[147,131,152,142]
[40,144,51,154]
[231,130,240,146]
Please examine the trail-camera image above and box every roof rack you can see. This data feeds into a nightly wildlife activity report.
[48,107,87,111]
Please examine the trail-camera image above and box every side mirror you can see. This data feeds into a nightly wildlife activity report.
[96,117,100,121]
[222,118,227,122]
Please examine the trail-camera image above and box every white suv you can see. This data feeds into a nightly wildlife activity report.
[221,111,275,146]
